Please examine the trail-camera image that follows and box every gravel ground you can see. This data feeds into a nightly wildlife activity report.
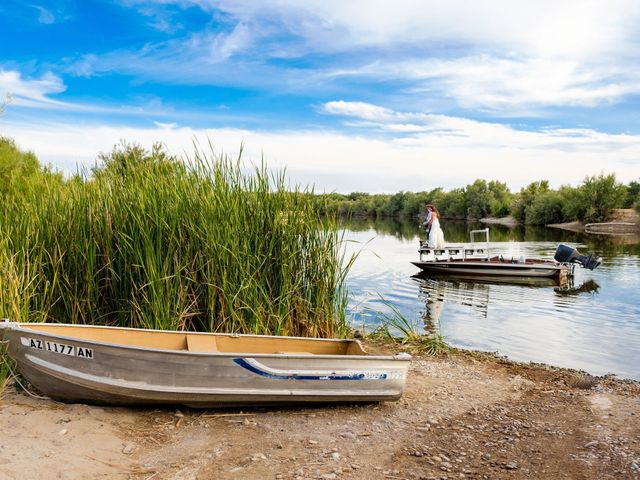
[1,348,639,480]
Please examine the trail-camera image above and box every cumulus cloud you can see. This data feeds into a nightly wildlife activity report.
[1,116,638,193]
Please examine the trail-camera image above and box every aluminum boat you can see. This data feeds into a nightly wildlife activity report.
[0,321,410,407]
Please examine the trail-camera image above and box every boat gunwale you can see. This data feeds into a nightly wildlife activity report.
[3,323,411,362]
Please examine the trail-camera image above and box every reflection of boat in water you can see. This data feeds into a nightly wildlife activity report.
[414,273,600,331]
[412,228,601,280]
[554,279,600,296]
[412,271,562,288]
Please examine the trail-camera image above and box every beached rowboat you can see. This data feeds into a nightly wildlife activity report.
[0,321,410,407]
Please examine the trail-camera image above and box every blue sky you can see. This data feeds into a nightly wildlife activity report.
[1,0,639,192]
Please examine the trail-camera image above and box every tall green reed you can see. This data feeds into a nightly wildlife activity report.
[0,143,351,338]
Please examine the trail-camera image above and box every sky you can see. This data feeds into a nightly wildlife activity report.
[1,0,639,193]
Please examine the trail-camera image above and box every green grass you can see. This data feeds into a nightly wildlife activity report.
[367,296,451,356]
[0,142,352,339]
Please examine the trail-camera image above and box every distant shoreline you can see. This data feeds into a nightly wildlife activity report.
[479,209,640,235]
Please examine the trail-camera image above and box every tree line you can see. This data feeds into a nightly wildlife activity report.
[315,176,640,225]
[1,135,638,226]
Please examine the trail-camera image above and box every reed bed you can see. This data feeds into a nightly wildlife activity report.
[0,143,351,340]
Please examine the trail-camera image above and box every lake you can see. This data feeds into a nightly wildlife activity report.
[343,218,640,380]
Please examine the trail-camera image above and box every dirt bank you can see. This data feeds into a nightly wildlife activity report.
[1,349,639,480]
[548,209,640,235]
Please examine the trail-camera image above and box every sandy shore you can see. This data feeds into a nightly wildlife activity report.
[1,349,639,480]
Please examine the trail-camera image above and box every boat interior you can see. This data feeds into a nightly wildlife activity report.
[15,323,368,356]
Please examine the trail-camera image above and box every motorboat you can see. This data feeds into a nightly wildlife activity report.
[411,228,601,280]
[0,321,410,407]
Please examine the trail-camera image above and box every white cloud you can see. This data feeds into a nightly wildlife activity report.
[0,70,67,107]
[88,1,640,112]
[1,114,638,193]
[34,6,56,24]
[160,0,639,59]
[209,23,254,62]
[153,121,178,129]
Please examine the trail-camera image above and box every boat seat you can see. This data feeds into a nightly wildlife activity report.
[187,334,219,352]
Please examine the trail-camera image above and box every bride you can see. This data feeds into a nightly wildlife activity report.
[423,204,445,248]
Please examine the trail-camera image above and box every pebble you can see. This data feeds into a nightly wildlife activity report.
[321,474,337,480]
[482,453,491,461]
[122,442,136,455]
[57,429,68,436]
[331,452,340,461]
[505,462,518,470]
[339,431,356,439]
[308,440,319,445]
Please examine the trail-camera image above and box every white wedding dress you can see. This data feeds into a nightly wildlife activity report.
[428,217,445,248]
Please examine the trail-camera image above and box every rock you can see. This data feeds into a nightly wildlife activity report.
[584,441,599,448]
[308,439,318,445]
[57,429,68,436]
[482,453,491,461]
[174,409,184,418]
[339,431,356,439]
[321,474,337,480]
[331,452,340,461]
[505,462,518,470]
[251,453,267,461]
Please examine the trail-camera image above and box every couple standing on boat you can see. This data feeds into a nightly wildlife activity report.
[423,204,445,248]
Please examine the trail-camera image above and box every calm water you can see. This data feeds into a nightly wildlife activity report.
[343,218,640,380]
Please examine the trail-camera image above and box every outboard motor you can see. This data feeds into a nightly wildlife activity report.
[554,244,602,270]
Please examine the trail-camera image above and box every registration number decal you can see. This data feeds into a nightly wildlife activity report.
[21,337,93,359]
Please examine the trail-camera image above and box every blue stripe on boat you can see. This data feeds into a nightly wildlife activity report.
[233,358,380,380]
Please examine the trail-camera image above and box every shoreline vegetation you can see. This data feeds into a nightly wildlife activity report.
[315,176,640,228]
[0,138,352,338]
[1,135,638,391]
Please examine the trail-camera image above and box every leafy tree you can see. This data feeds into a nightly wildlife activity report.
[0,137,62,198]
[511,180,549,222]
[624,180,640,208]
[464,179,491,219]
[488,180,512,216]
[525,191,564,225]
[579,173,627,222]
[439,188,467,219]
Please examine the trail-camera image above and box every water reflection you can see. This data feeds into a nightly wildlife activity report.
[415,274,603,331]
[343,217,640,379]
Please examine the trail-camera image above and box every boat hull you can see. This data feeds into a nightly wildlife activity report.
[0,323,410,407]
[411,260,567,278]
